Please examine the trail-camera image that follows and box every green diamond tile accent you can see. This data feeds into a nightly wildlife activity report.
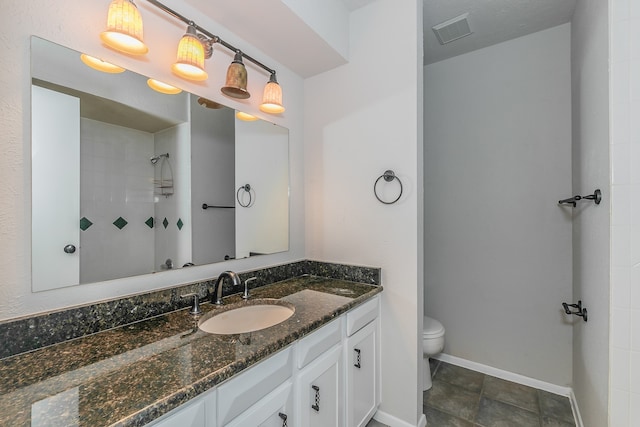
[145,217,154,228]
[162,218,168,229]
[177,218,184,230]
[113,217,128,230]
[79,217,93,231]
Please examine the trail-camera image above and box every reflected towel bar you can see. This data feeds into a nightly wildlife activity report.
[237,184,253,208]
[202,204,235,210]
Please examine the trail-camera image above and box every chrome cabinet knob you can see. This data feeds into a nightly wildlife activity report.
[63,244,76,254]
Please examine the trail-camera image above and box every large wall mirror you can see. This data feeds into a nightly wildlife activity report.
[30,37,289,292]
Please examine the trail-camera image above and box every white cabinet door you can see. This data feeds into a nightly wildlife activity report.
[224,381,293,427]
[296,344,342,427]
[31,85,80,291]
[345,320,378,427]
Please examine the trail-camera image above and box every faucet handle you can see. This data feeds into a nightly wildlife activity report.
[242,277,258,300]
[180,293,202,316]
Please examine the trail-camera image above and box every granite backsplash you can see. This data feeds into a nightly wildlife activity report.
[0,260,380,359]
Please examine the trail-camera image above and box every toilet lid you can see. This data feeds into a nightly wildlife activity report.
[423,316,445,338]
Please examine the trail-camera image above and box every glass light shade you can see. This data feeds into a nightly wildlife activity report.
[80,54,125,73]
[100,0,148,55]
[260,76,285,114]
[236,111,259,121]
[221,52,250,99]
[171,29,208,81]
[147,79,182,95]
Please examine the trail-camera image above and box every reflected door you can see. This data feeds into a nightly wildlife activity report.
[32,85,80,291]
[235,119,289,259]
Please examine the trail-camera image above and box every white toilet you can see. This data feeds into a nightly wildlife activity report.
[422,316,445,391]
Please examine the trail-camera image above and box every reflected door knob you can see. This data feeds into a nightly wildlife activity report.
[63,244,76,254]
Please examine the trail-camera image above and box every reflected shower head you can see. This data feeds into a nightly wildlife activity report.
[150,153,169,165]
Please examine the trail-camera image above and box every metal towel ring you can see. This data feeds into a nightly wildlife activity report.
[237,184,253,207]
[374,170,403,204]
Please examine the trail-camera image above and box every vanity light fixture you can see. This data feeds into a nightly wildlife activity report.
[100,0,286,114]
[100,0,148,55]
[260,72,285,113]
[236,111,259,121]
[80,54,126,73]
[147,78,182,94]
[171,24,209,81]
[221,51,250,99]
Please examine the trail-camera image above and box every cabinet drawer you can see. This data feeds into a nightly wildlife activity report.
[217,347,293,426]
[297,319,342,368]
[148,389,213,427]
[224,380,293,427]
[346,296,379,336]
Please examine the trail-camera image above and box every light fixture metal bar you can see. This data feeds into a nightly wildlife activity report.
[144,0,276,75]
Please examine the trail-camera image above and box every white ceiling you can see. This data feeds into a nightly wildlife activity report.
[185,0,578,76]
[186,0,350,78]
[423,0,577,65]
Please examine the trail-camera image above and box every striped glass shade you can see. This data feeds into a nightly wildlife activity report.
[100,0,148,55]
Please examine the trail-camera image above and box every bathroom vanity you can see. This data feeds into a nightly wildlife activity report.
[0,274,381,427]
[150,289,380,427]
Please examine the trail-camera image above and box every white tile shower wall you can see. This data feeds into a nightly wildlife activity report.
[153,123,192,271]
[610,0,640,424]
[79,118,155,283]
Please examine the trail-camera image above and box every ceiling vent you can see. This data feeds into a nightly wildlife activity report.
[432,13,472,45]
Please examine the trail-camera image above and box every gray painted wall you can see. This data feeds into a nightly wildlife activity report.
[570,0,610,425]
[424,24,573,386]
[190,100,236,265]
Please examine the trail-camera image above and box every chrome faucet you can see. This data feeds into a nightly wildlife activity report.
[211,271,241,305]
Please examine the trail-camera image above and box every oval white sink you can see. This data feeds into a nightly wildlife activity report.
[199,301,295,335]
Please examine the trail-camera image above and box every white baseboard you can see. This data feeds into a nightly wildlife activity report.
[373,410,426,427]
[434,353,572,396]
[568,389,585,427]
[375,354,583,427]
[434,354,581,426]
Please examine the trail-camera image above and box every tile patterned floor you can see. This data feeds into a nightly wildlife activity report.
[365,360,576,427]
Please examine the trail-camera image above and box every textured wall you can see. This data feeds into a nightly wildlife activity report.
[304,0,424,425]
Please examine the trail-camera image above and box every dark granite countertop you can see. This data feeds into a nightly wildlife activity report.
[0,276,382,427]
